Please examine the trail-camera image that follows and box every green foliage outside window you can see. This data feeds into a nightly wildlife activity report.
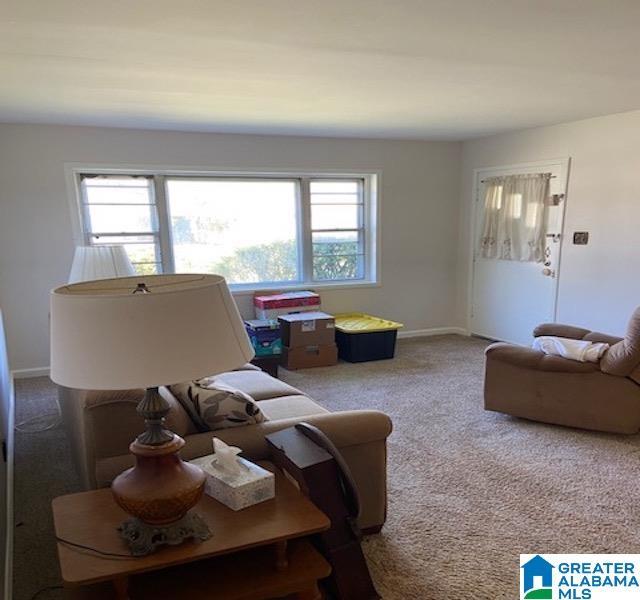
[212,240,298,283]
[210,239,361,283]
[312,241,360,280]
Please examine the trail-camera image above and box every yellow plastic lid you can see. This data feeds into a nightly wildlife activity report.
[334,313,403,333]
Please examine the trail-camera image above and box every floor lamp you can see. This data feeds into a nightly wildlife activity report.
[68,245,135,283]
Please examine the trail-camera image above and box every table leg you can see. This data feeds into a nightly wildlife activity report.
[274,540,288,571]
[112,576,130,600]
[295,582,322,600]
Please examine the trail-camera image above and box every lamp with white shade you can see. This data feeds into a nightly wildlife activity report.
[68,245,135,283]
[50,274,254,554]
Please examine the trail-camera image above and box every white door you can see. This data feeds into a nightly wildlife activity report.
[470,160,569,346]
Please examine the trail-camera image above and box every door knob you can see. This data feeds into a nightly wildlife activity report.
[542,267,555,278]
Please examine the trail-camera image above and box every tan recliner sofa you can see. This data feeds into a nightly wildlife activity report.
[484,307,640,433]
[59,365,393,533]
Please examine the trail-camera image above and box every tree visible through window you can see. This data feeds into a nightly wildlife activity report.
[310,180,364,280]
[167,179,300,284]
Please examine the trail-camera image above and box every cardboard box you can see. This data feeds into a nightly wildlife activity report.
[255,304,320,321]
[254,291,321,320]
[254,290,320,311]
[282,343,338,370]
[190,454,275,511]
[244,319,282,356]
[279,312,335,348]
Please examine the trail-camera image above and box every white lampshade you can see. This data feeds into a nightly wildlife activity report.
[50,274,254,390]
[68,245,135,283]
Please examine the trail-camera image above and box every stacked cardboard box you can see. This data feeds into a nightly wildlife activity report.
[244,319,282,356]
[278,311,338,370]
[254,291,320,320]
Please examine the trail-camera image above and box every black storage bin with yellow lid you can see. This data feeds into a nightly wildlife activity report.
[334,313,403,362]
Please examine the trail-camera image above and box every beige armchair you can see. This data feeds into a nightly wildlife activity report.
[484,308,640,433]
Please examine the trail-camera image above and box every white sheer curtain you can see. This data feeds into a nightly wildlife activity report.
[478,173,550,262]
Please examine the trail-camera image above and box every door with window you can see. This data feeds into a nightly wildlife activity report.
[470,160,569,345]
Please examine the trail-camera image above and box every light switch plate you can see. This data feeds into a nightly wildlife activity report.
[573,231,589,245]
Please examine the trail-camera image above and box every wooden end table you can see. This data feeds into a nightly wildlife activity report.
[52,463,330,600]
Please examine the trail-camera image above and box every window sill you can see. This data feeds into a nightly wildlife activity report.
[230,280,381,297]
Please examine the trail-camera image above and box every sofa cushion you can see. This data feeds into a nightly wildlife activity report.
[169,379,265,431]
[258,395,329,421]
[213,370,303,401]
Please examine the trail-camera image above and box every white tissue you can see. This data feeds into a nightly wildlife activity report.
[211,437,244,475]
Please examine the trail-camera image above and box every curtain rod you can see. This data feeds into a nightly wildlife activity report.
[480,175,557,183]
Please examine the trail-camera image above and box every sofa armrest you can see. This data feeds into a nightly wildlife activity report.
[59,385,197,489]
[58,386,143,488]
[533,323,591,339]
[175,410,393,462]
[93,410,393,531]
[190,410,392,532]
[485,342,598,373]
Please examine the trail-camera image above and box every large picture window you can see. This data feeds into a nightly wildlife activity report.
[76,171,377,288]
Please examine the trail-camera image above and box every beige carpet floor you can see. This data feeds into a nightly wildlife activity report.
[13,335,640,599]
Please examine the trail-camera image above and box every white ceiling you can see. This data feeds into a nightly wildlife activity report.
[1,0,640,140]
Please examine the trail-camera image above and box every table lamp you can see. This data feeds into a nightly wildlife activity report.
[49,274,255,554]
[68,245,135,283]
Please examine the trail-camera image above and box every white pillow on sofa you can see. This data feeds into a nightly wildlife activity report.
[169,377,266,432]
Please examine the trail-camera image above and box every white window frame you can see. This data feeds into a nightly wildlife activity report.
[78,174,167,274]
[66,165,380,293]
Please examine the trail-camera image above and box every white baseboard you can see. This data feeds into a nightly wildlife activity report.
[11,367,50,379]
[398,327,469,339]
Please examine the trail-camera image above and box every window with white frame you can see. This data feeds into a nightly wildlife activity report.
[76,172,377,288]
[80,175,162,274]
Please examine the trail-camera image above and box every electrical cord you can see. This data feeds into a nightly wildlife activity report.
[29,584,63,599]
[15,397,62,433]
[27,538,138,599]
[56,536,138,559]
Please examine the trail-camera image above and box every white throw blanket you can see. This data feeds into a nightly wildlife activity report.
[532,336,609,363]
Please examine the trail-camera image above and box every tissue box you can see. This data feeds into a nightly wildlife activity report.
[244,319,282,356]
[190,455,275,511]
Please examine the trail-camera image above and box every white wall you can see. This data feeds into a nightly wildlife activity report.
[0,124,461,372]
[457,109,640,337]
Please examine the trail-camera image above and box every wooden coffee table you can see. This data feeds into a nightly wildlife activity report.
[52,463,331,599]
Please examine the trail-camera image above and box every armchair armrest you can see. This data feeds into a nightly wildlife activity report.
[485,342,598,373]
[533,323,591,339]
[583,331,623,345]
